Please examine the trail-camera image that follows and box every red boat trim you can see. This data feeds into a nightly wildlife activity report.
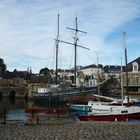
[78,112,140,122]
[25,108,70,114]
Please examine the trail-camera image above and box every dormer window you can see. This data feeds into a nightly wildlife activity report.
[132,62,138,72]
[134,65,138,70]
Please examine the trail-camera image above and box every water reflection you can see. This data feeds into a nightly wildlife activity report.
[0,98,69,121]
[0,98,34,120]
[9,98,15,105]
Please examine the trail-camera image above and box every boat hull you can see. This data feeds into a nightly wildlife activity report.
[78,112,140,122]
[69,105,91,112]
[32,89,95,103]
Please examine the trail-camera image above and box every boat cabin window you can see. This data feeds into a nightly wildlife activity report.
[121,110,128,113]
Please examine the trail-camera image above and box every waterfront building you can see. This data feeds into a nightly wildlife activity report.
[123,57,140,94]
[0,56,140,97]
[1,70,30,87]
[0,69,30,98]
[104,65,122,79]
[78,64,104,87]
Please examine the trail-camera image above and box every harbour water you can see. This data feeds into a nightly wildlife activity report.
[0,98,33,121]
[0,98,75,122]
[0,94,140,122]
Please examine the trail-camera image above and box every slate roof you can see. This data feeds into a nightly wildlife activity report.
[104,65,122,73]
[82,64,103,70]
[2,70,31,80]
[127,57,140,71]
[128,57,140,65]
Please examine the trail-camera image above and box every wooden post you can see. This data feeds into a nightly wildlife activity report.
[3,109,7,125]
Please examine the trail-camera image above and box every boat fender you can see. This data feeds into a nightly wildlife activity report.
[115,118,117,122]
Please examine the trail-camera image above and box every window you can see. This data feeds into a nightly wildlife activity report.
[132,62,138,72]
[134,65,138,71]
[16,79,19,85]
[121,110,128,113]
[129,87,138,92]
[133,76,138,84]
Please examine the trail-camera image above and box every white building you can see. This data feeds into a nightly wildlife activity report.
[78,64,103,87]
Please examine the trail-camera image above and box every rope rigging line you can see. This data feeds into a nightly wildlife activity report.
[48,42,56,70]
[76,38,90,66]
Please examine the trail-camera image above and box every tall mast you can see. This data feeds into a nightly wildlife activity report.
[97,52,100,96]
[121,57,124,106]
[57,17,89,86]
[123,32,129,104]
[66,17,87,85]
[74,17,78,86]
[55,14,60,85]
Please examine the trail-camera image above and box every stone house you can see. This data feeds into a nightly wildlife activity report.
[123,57,140,94]
[1,70,30,87]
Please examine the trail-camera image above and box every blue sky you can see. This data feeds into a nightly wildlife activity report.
[0,0,140,73]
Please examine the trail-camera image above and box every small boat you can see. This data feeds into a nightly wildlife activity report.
[67,97,123,113]
[67,100,96,112]
[68,95,140,113]
[68,104,91,112]
[78,105,140,121]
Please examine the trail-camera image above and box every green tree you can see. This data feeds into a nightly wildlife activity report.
[40,67,49,75]
[100,76,120,93]
[39,67,52,83]
[0,58,6,74]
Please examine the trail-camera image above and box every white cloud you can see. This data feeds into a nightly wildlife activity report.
[0,0,140,72]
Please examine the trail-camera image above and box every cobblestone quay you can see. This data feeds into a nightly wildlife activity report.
[0,121,140,140]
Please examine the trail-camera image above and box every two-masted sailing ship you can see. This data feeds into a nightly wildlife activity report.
[32,14,96,101]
